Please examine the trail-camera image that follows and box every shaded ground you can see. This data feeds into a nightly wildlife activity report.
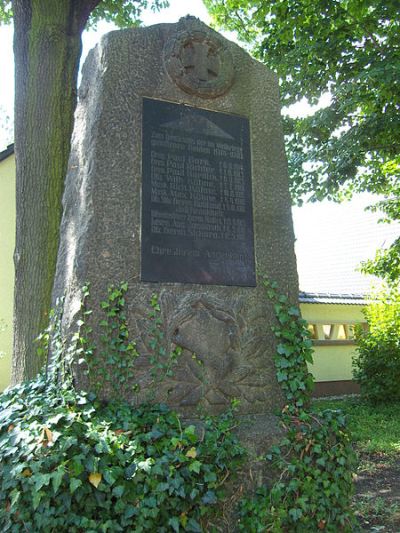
[354,452,400,532]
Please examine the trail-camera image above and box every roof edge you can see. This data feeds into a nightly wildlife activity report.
[299,291,368,305]
[0,143,14,162]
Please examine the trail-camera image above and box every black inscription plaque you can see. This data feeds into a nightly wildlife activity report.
[141,98,256,286]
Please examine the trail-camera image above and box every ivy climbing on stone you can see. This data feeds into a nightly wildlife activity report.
[238,279,357,532]
[0,283,246,532]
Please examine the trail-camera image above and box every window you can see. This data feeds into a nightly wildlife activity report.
[307,322,367,345]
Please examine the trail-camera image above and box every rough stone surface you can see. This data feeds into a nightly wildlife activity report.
[53,17,298,424]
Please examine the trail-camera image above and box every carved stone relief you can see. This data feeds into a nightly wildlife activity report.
[130,293,276,415]
[163,25,235,98]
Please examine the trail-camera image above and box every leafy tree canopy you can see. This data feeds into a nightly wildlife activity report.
[205,0,400,204]
[205,0,400,285]
[0,0,11,23]
[361,183,400,287]
[0,0,169,28]
[90,0,168,27]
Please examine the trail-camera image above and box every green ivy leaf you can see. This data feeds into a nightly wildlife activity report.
[70,478,82,494]
[112,485,125,498]
[51,466,65,493]
[168,517,180,532]
[32,490,44,510]
[276,370,288,382]
[201,490,217,504]
[186,518,202,532]
[34,473,51,490]
[289,508,303,521]
[188,460,202,474]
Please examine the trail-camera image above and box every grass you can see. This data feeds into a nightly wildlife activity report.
[314,397,400,532]
[314,397,400,455]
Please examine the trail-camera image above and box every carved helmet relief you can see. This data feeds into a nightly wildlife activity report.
[164,18,235,98]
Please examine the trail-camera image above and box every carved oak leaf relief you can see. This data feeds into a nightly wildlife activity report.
[129,293,277,414]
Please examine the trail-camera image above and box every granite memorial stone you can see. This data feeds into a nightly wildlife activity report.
[53,17,299,445]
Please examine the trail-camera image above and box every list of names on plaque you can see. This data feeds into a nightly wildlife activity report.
[141,98,256,286]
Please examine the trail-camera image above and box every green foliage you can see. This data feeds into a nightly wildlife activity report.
[205,0,400,202]
[0,285,245,531]
[205,0,400,282]
[79,283,140,398]
[146,293,182,394]
[353,287,400,404]
[0,1,12,24]
[267,282,315,410]
[237,280,356,532]
[239,413,356,532]
[361,238,400,286]
[316,397,400,530]
[90,0,169,28]
[0,384,244,531]
[0,280,359,530]
[0,0,169,27]
[361,182,400,286]
[314,397,400,455]
[257,409,356,532]
[78,284,182,400]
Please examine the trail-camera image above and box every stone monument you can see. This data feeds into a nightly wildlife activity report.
[53,17,298,448]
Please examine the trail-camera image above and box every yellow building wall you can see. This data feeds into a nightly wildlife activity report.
[300,303,365,382]
[0,153,15,391]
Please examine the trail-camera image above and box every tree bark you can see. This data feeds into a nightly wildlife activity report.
[12,0,99,383]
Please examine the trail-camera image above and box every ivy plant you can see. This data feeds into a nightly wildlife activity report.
[78,284,181,400]
[237,280,357,532]
[0,284,245,532]
[0,281,357,531]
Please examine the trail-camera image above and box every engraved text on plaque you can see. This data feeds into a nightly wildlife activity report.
[141,98,256,286]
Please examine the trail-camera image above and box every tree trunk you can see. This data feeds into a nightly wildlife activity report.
[12,0,99,383]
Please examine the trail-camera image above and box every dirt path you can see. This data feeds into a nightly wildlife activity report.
[354,452,400,532]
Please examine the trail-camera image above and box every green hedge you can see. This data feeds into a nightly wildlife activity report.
[353,287,400,404]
